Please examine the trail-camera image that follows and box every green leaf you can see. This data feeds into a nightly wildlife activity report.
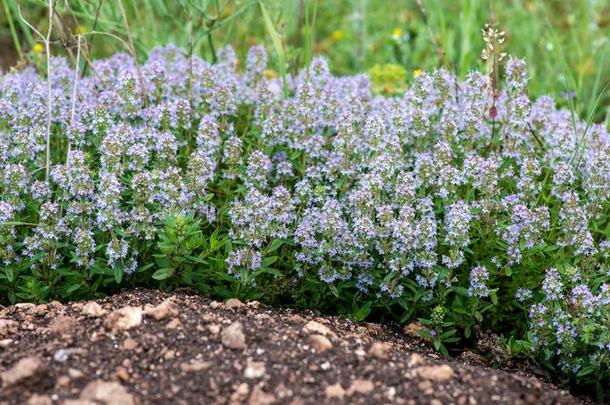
[266,239,283,254]
[261,256,278,267]
[67,283,81,294]
[114,266,123,284]
[5,267,14,283]
[152,268,173,280]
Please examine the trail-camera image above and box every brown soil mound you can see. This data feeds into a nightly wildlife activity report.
[0,288,584,404]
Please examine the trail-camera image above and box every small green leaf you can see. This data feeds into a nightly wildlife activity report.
[5,267,14,282]
[153,268,173,280]
[114,266,123,284]
[266,239,283,254]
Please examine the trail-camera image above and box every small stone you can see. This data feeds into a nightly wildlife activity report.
[1,356,48,388]
[53,349,70,363]
[248,386,276,405]
[244,359,266,379]
[208,324,221,336]
[122,338,138,351]
[82,302,107,317]
[79,380,134,405]
[26,394,52,405]
[29,304,47,316]
[105,306,142,331]
[15,302,35,310]
[48,301,63,310]
[47,315,78,336]
[231,383,250,403]
[406,353,425,368]
[0,338,13,348]
[307,334,332,352]
[68,368,84,379]
[430,399,443,405]
[180,360,212,373]
[403,322,430,341]
[226,298,245,310]
[325,383,345,399]
[368,341,391,359]
[347,379,375,396]
[115,367,130,382]
[0,319,18,337]
[57,375,71,386]
[143,299,178,321]
[221,321,247,350]
[164,350,176,360]
[304,320,333,336]
[166,318,182,329]
[417,380,432,392]
[413,365,455,382]
[247,300,260,309]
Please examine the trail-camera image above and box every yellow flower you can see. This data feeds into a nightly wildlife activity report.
[32,43,44,54]
[392,27,403,40]
[75,25,86,35]
[412,69,423,78]
[331,30,344,42]
[263,69,278,79]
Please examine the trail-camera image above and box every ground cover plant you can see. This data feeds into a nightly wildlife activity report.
[1,0,610,402]
[1,40,610,399]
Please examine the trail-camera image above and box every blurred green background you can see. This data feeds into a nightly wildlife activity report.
[1,0,609,123]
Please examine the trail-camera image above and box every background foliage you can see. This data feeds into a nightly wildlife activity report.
[1,0,609,123]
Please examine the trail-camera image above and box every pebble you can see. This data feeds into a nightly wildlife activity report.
[1,356,48,388]
[248,386,276,405]
[325,383,346,399]
[412,364,455,382]
[347,379,375,396]
[307,334,333,352]
[166,318,182,329]
[105,306,142,331]
[115,367,130,382]
[244,359,266,379]
[122,338,138,351]
[0,338,13,348]
[0,319,18,337]
[304,320,333,336]
[180,360,212,372]
[78,380,134,405]
[221,321,247,350]
[82,302,107,317]
[226,298,245,310]
[369,341,392,359]
[231,383,250,403]
[143,299,178,320]
[406,352,425,368]
[26,394,52,405]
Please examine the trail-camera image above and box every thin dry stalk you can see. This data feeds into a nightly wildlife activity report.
[116,0,148,106]
[415,0,446,66]
[67,34,82,162]
[18,1,55,182]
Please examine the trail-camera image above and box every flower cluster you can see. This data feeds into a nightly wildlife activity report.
[1,45,609,389]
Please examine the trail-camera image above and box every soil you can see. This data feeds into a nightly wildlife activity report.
[0,288,589,404]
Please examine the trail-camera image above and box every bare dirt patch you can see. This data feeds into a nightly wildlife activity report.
[0,288,586,404]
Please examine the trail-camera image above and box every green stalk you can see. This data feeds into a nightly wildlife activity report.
[2,0,24,61]
[259,0,288,98]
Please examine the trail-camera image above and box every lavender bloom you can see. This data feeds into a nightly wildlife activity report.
[542,268,563,301]
[468,265,490,298]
